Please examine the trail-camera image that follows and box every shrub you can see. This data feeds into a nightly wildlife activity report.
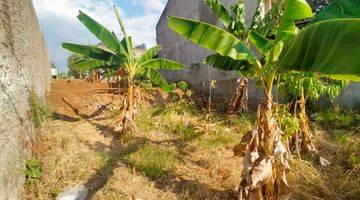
[29,92,51,127]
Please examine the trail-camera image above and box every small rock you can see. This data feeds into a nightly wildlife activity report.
[319,157,331,167]
[56,185,89,200]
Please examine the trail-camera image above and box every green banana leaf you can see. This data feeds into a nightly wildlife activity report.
[62,43,116,61]
[143,59,184,70]
[254,1,282,38]
[276,0,313,42]
[230,2,247,34]
[114,6,133,56]
[144,68,172,92]
[313,0,360,23]
[205,0,233,28]
[249,31,271,54]
[77,11,124,54]
[279,19,360,81]
[120,36,133,53]
[168,16,255,61]
[73,59,109,70]
[139,46,161,63]
[205,54,251,74]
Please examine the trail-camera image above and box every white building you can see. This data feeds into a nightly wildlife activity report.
[51,66,58,78]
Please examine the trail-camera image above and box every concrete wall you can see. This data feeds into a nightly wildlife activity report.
[0,0,51,199]
[156,0,265,106]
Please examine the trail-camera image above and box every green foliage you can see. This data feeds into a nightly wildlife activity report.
[278,72,348,100]
[200,0,266,75]
[176,81,190,91]
[274,105,300,138]
[58,72,71,79]
[204,0,234,28]
[279,19,360,81]
[254,1,283,38]
[25,159,41,186]
[128,145,178,179]
[312,0,360,22]
[311,108,360,131]
[29,92,51,128]
[306,0,332,13]
[67,54,86,78]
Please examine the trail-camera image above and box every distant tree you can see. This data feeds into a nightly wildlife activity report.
[67,54,84,79]
[50,61,56,68]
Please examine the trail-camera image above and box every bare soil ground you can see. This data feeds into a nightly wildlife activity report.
[24,79,359,200]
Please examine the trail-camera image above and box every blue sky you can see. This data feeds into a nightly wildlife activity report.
[33,0,168,72]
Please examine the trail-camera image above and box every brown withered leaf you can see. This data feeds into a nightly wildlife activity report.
[233,143,248,157]
[250,158,273,189]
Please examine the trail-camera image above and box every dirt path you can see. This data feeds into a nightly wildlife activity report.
[41,80,179,199]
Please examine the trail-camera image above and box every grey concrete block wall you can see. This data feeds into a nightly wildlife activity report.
[0,0,51,199]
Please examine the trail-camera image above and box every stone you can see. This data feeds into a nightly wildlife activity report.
[56,185,89,200]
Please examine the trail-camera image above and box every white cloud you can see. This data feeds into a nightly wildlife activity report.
[141,0,167,12]
[33,0,167,71]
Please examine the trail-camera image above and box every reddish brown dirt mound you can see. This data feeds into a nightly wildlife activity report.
[46,79,115,118]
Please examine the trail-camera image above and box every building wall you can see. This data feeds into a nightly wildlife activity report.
[156,0,360,108]
[156,0,264,106]
[0,0,51,199]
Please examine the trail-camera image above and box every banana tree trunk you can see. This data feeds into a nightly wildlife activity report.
[119,80,135,133]
[237,91,291,199]
[92,69,96,83]
[297,91,316,154]
[227,77,248,114]
[264,0,272,13]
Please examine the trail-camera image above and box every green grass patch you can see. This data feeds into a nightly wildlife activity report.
[95,150,111,166]
[311,108,360,131]
[198,133,235,149]
[127,145,178,179]
[29,92,51,127]
[134,107,159,132]
[170,123,200,142]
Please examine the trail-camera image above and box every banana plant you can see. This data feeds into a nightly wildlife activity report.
[203,0,265,113]
[278,72,348,153]
[63,6,184,133]
[168,0,360,198]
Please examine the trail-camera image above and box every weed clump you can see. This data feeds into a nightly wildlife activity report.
[29,92,51,127]
[25,159,41,186]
